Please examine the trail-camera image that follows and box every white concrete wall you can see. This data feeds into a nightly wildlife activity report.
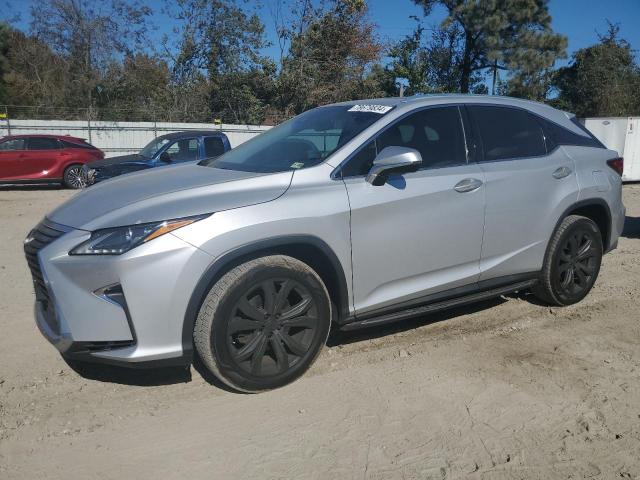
[0,119,270,157]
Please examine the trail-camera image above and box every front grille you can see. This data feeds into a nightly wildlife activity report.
[24,219,68,333]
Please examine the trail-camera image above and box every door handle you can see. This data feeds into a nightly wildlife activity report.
[454,178,483,193]
[552,166,572,179]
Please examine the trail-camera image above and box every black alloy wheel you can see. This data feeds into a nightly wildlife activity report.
[533,215,603,306]
[227,278,319,376]
[194,255,332,392]
[553,228,599,297]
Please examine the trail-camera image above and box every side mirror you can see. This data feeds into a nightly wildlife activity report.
[365,146,422,186]
[159,151,172,163]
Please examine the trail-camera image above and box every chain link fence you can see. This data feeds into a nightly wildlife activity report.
[0,105,272,156]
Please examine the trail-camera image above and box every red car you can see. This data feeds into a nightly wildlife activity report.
[0,135,104,188]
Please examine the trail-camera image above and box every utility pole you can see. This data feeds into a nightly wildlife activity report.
[4,106,10,136]
[491,60,498,95]
[86,106,93,144]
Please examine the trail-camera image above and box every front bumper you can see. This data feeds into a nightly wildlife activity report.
[26,218,213,367]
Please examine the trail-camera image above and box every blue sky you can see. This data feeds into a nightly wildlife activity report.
[4,0,640,67]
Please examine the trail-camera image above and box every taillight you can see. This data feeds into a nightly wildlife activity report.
[606,157,624,176]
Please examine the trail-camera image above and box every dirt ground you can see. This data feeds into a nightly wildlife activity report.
[0,184,639,480]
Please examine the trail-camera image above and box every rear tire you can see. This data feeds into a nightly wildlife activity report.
[194,255,332,393]
[533,215,603,306]
[63,164,87,189]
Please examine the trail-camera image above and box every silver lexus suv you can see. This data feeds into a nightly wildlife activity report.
[25,95,625,392]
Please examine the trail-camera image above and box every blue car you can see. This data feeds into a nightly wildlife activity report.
[85,131,231,184]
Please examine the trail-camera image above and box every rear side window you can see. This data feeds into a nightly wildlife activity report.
[0,138,26,151]
[469,106,546,161]
[341,106,467,177]
[28,138,61,150]
[539,118,604,149]
[60,139,98,150]
[204,137,226,158]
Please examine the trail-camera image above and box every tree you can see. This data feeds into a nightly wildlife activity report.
[389,17,486,95]
[168,0,274,124]
[2,27,70,115]
[97,54,173,120]
[413,0,567,93]
[0,23,9,104]
[552,24,640,117]
[388,18,430,95]
[29,0,152,109]
[277,0,383,115]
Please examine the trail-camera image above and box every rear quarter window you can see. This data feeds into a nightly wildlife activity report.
[61,139,98,150]
[539,118,605,149]
[204,137,226,158]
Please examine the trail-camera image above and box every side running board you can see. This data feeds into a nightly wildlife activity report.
[340,279,537,331]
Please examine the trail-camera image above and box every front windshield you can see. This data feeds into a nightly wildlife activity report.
[139,137,170,158]
[201,104,394,173]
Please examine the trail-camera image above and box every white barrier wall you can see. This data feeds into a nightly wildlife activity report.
[0,119,271,157]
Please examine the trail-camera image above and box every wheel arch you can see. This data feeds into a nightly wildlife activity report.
[562,199,612,251]
[544,199,612,264]
[181,235,351,363]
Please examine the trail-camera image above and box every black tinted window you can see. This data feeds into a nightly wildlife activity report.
[61,139,96,150]
[341,139,377,177]
[165,138,198,162]
[28,138,60,150]
[469,106,545,161]
[0,138,26,151]
[540,118,604,149]
[204,137,225,158]
[341,106,467,177]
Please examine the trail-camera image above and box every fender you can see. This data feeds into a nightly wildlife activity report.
[180,235,350,363]
[547,198,613,257]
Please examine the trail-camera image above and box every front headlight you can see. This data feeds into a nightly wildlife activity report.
[70,214,208,255]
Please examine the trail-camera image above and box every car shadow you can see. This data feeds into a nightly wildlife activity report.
[63,358,192,387]
[63,355,239,392]
[64,293,545,390]
[622,216,640,239]
[0,184,63,191]
[328,296,508,347]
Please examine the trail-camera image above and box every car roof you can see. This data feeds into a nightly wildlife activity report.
[331,93,577,134]
[332,93,552,109]
[1,134,85,140]
[157,130,226,140]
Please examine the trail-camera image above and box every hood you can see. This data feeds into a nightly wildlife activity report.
[88,154,152,169]
[48,163,293,230]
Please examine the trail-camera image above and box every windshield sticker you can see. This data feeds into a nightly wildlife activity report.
[290,162,305,169]
[348,104,393,114]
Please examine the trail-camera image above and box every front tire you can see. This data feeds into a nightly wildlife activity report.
[194,255,332,392]
[63,164,87,189]
[533,215,603,306]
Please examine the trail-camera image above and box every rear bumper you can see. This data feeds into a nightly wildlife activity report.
[607,202,626,253]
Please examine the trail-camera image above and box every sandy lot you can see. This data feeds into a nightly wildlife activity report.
[0,184,639,479]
